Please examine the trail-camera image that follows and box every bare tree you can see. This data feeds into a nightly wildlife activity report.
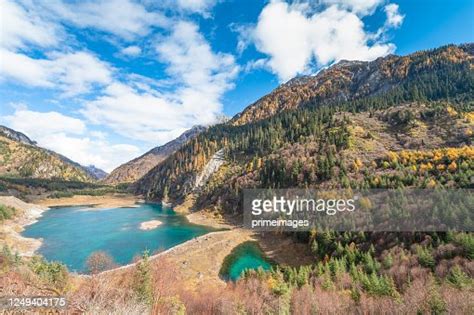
[86,251,117,275]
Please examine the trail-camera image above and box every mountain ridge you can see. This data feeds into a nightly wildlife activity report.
[104,125,206,184]
[136,43,474,206]
[0,125,106,181]
[0,125,37,146]
[230,43,473,126]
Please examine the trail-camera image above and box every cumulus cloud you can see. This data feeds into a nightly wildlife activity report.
[385,3,404,28]
[0,50,112,96]
[0,0,113,96]
[82,21,239,143]
[121,45,142,57]
[4,108,86,136]
[82,82,186,143]
[245,0,403,81]
[0,0,61,50]
[37,133,140,172]
[40,0,169,40]
[156,21,239,119]
[0,0,239,167]
[319,0,384,16]
[3,107,140,172]
[176,0,219,15]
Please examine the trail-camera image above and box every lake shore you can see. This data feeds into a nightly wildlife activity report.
[0,196,48,256]
[0,194,142,256]
[3,193,311,291]
[96,228,255,291]
[96,209,313,291]
[186,210,234,229]
[35,193,142,209]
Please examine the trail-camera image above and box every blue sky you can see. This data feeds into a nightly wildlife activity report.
[1,0,473,172]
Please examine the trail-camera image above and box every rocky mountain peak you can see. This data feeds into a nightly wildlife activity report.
[0,125,37,146]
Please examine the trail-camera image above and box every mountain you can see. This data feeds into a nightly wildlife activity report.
[104,125,206,185]
[0,126,94,182]
[0,125,37,146]
[231,44,473,126]
[84,165,108,180]
[136,44,473,207]
[0,126,107,182]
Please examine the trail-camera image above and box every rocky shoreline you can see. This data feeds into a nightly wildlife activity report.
[0,196,49,256]
[1,194,311,291]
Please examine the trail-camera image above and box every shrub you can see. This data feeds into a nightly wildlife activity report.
[427,286,447,315]
[1,245,20,268]
[29,256,69,291]
[446,266,472,289]
[134,250,153,305]
[416,246,436,269]
[48,191,74,199]
[0,204,16,221]
[451,233,474,260]
[86,251,117,275]
[360,272,399,297]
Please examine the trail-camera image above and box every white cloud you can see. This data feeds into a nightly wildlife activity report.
[0,1,113,96]
[247,0,403,81]
[0,0,61,50]
[156,21,239,110]
[320,0,384,16]
[81,82,186,142]
[121,45,142,57]
[385,3,404,28]
[82,21,239,144]
[0,50,112,96]
[37,133,140,172]
[230,23,254,55]
[41,0,169,40]
[0,49,53,87]
[2,107,140,172]
[0,1,239,167]
[175,0,219,16]
[3,108,86,136]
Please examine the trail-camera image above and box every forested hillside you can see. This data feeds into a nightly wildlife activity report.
[137,44,473,206]
[0,127,94,182]
[131,43,474,313]
[104,126,205,185]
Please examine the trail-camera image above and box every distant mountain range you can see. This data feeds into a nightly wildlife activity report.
[83,165,108,180]
[104,125,206,184]
[0,125,107,181]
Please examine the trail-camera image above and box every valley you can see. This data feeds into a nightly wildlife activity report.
[0,43,473,313]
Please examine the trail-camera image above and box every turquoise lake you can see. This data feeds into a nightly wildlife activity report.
[22,203,215,273]
[220,241,273,281]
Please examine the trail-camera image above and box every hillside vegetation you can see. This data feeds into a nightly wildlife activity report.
[104,126,205,185]
[129,44,474,313]
[137,44,473,205]
[0,134,93,182]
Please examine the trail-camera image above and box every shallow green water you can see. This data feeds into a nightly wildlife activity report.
[22,203,215,273]
[220,241,272,281]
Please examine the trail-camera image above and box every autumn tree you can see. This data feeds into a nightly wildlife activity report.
[86,251,117,275]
